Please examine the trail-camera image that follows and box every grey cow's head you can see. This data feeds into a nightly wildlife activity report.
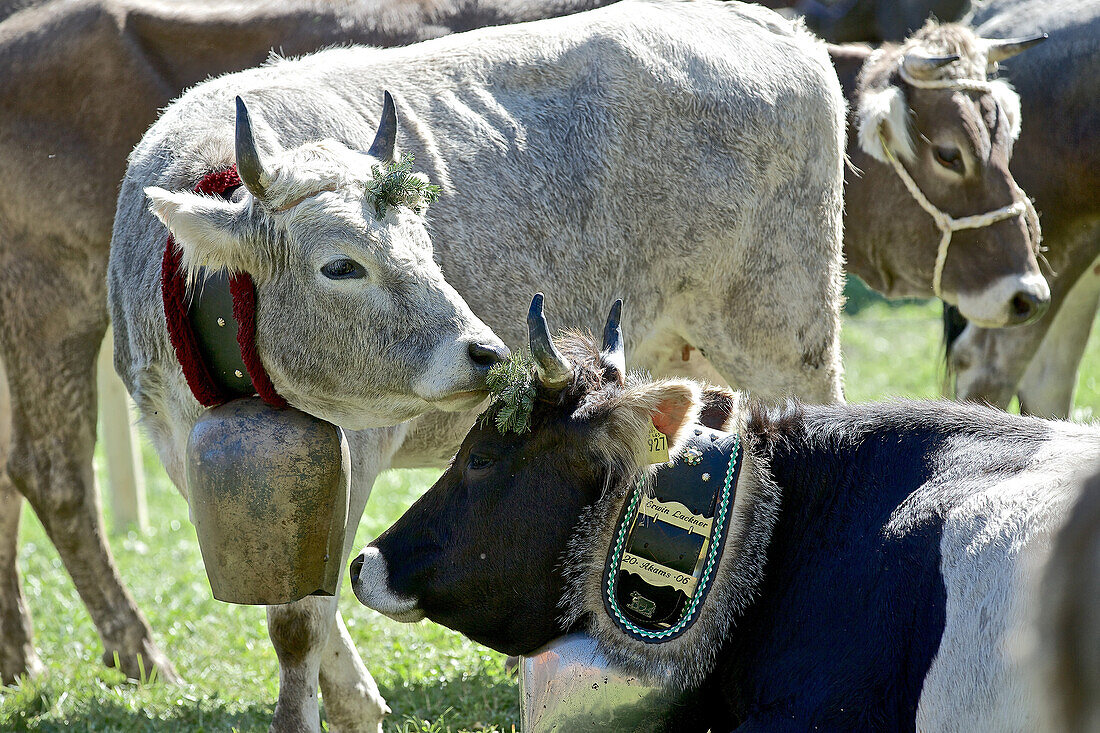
[849,23,1048,327]
[146,95,507,429]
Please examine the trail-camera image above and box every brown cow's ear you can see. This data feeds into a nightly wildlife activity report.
[988,80,1022,144]
[622,378,702,456]
[856,84,915,163]
[146,187,262,280]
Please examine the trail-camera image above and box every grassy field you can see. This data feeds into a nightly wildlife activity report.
[3,296,1099,732]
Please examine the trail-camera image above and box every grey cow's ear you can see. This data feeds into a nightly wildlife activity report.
[856,84,915,163]
[146,186,261,280]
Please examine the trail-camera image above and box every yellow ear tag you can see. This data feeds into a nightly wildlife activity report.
[647,421,670,464]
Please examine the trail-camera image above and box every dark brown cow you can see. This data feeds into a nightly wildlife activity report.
[0,0,609,697]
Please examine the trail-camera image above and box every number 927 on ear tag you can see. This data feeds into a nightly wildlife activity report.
[647,421,670,464]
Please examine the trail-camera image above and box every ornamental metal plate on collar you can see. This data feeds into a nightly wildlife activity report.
[603,425,742,643]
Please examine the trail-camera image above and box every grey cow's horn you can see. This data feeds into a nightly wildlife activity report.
[901,51,960,79]
[367,91,397,163]
[528,293,573,389]
[235,96,269,200]
[985,33,1048,64]
[601,299,625,379]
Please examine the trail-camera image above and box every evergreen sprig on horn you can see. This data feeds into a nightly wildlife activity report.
[366,154,441,220]
[482,352,538,435]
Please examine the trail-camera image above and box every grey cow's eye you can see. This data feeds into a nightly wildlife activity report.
[934,146,963,172]
[321,258,366,280]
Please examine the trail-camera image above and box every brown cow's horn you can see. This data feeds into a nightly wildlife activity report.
[901,51,959,79]
[601,299,625,378]
[985,33,1048,64]
[367,91,397,163]
[528,293,572,389]
[235,96,269,200]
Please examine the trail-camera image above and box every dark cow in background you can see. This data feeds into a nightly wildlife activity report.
[946,0,1100,418]
[0,0,612,690]
[796,0,970,42]
[353,295,1099,731]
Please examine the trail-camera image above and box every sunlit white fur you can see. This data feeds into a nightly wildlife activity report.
[915,429,1100,730]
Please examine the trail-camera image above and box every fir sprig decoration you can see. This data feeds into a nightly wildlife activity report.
[366,154,441,220]
[482,352,538,434]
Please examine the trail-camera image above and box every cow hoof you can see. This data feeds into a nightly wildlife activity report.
[1,650,46,687]
[102,640,181,685]
[323,697,389,733]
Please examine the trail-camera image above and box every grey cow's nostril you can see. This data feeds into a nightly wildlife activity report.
[350,553,365,586]
[469,341,510,368]
[1009,291,1049,325]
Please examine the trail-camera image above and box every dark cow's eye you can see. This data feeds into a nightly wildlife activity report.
[466,453,494,472]
[321,258,365,280]
[934,146,962,172]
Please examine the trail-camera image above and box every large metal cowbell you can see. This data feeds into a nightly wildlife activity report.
[186,398,351,605]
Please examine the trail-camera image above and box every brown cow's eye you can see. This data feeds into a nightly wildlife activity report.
[934,146,962,171]
[321,258,365,280]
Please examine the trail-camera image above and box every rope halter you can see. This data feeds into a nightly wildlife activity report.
[879,61,1035,299]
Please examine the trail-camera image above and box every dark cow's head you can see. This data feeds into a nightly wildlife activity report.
[847,22,1048,327]
[350,295,704,655]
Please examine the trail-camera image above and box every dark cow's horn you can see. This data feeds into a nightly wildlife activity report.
[601,299,625,378]
[235,96,269,200]
[901,51,960,79]
[985,33,1048,64]
[528,293,573,389]
[367,91,397,163]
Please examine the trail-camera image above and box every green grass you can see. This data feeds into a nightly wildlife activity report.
[3,297,1100,731]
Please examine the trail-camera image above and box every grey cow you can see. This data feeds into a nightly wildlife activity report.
[0,0,613,693]
[108,1,846,729]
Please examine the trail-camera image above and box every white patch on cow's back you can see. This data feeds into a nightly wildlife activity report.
[916,427,1100,731]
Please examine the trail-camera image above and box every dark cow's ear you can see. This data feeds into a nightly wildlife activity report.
[622,378,702,455]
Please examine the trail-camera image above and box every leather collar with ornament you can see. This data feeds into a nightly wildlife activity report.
[603,425,742,643]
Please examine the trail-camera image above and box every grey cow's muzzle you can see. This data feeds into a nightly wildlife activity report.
[520,633,686,732]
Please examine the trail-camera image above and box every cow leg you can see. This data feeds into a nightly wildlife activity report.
[268,600,388,733]
[0,251,177,684]
[267,595,338,733]
[0,468,40,685]
[273,431,397,733]
[0,357,44,685]
[318,610,389,733]
[1016,254,1100,418]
